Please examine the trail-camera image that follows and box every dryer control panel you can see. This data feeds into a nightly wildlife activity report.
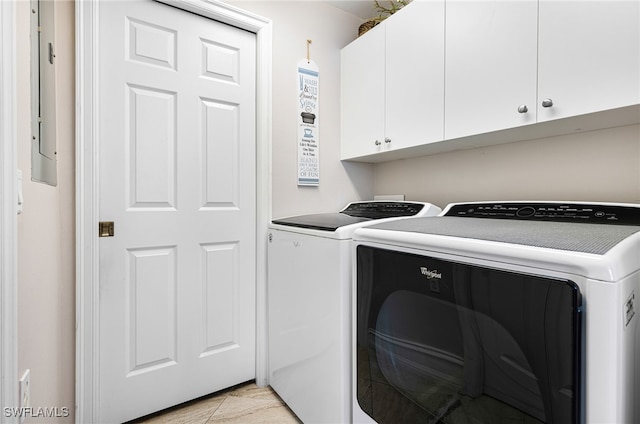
[444,202,640,225]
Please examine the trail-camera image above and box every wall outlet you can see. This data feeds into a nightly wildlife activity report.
[19,369,30,423]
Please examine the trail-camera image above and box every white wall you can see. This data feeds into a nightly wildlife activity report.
[16,1,75,422]
[228,0,374,218]
[373,124,640,209]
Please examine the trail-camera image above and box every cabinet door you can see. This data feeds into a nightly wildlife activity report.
[341,24,385,159]
[537,0,640,122]
[386,0,445,150]
[445,0,538,140]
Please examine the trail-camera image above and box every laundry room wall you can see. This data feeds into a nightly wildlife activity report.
[228,0,374,219]
[15,0,76,422]
[11,1,370,421]
[373,124,640,209]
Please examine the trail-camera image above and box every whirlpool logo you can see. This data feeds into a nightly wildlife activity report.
[420,267,442,280]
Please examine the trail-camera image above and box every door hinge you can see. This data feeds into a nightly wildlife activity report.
[99,221,114,237]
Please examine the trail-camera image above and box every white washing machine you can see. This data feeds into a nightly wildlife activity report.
[353,201,640,424]
[267,201,441,423]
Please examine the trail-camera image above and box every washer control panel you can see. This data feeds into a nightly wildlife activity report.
[445,202,640,225]
[342,202,425,218]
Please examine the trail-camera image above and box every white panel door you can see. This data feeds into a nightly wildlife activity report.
[98,1,256,422]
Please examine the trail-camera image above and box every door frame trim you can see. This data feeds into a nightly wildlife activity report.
[75,1,272,421]
[0,0,18,419]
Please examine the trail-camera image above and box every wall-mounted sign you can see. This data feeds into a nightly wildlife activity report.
[297,59,319,186]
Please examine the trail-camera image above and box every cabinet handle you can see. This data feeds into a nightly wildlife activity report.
[517,105,528,114]
[374,140,381,146]
[542,98,554,108]
[384,137,391,144]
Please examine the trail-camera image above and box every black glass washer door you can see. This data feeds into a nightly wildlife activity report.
[356,246,582,424]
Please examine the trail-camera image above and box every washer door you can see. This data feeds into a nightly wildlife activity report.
[356,245,582,424]
[272,213,370,231]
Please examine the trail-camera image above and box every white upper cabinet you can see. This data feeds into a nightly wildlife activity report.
[341,0,445,160]
[340,0,640,162]
[341,22,385,159]
[385,0,445,151]
[445,0,538,140]
[445,0,640,139]
[537,0,640,122]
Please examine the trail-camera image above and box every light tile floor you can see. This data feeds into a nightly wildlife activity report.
[130,381,302,424]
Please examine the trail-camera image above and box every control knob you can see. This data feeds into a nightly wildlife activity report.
[516,206,536,218]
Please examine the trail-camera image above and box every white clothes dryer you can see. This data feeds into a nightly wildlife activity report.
[268,201,441,423]
[353,201,640,424]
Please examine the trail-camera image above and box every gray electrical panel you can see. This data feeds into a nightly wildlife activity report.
[31,0,57,186]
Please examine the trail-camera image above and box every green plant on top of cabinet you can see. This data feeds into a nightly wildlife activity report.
[341,0,445,161]
[445,0,640,140]
[358,0,412,36]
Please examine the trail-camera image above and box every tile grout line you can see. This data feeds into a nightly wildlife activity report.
[204,394,229,424]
